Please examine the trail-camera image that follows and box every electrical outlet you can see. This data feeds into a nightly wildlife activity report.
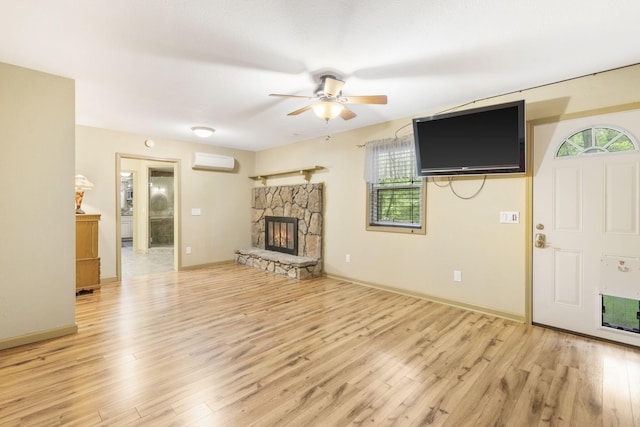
[186,246,192,254]
[345,254,351,263]
[453,270,462,282]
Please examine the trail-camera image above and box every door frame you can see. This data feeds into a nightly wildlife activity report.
[527,102,640,326]
[115,153,182,281]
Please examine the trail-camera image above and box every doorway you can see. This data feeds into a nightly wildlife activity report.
[116,155,180,281]
[120,171,134,248]
[532,109,640,346]
[148,168,175,249]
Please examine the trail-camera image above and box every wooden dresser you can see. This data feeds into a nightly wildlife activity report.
[76,214,101,292]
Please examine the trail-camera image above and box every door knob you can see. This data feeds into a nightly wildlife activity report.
[535,233,547,248]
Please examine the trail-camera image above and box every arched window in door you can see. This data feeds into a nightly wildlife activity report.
[556,126,638,157]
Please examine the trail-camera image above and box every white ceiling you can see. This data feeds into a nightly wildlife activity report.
[1,0,639,151]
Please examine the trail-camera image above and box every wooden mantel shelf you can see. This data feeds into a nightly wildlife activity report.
[249,166,324,185]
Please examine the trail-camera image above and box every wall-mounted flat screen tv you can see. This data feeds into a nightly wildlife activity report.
[413,100,525,177]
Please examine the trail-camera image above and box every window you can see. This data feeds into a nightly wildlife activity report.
[556,126,638,157]
[365,136,426,234]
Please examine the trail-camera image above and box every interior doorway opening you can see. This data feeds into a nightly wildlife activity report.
[148,168,175,249]
[116,155,180,281]
[120,171,134,245]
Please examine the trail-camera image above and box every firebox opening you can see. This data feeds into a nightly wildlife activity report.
[265,216,298,255]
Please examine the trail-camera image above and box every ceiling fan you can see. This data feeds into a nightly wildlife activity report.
[269,75,387,121]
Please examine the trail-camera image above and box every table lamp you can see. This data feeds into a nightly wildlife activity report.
[75,175,94,214]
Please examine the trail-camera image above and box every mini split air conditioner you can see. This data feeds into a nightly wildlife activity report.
[191,152,235,171]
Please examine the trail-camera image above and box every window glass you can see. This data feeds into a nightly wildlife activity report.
[370,178,423,227]
[556,126,638,157]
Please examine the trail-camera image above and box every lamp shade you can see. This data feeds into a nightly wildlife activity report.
[312,102,345,120]
[75,175,94,191]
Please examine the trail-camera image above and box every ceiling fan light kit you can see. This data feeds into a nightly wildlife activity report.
[270,74,387,122]
[312,101,345,120]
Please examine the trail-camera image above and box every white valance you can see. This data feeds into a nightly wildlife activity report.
[364,135,417,183]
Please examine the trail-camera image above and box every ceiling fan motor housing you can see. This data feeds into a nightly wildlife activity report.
[315,75,342,97]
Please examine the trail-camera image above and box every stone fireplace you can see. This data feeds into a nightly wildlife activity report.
[235,183,323,279]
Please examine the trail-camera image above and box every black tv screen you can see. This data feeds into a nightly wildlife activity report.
[413,100,525,177]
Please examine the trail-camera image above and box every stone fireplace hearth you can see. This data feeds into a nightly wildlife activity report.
[235,183,323,279]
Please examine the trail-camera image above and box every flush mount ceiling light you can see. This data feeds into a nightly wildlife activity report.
[191,126,215,138]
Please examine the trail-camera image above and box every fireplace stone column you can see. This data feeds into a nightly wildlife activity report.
[237,183,323,279]
[251,183,323,260]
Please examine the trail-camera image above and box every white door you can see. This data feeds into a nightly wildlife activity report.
[532,109,640,346]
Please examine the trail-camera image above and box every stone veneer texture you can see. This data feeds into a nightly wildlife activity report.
[251,183,323,260]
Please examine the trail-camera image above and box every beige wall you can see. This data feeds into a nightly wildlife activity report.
[255,64,640,321]
[0,62,76,346]
[76,126,255,280]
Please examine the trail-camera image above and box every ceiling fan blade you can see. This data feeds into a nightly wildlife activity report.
[340,95,387,104]
[269,93,314,99]
[323,77,345,97]
[340,107,357,120]
[287,105,313,116]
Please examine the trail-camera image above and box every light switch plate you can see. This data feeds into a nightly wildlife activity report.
[500,211,519,223]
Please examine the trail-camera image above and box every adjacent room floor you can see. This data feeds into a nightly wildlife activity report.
[120,240,174,278]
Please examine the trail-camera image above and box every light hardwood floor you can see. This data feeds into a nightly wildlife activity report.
[2,264,640,426]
